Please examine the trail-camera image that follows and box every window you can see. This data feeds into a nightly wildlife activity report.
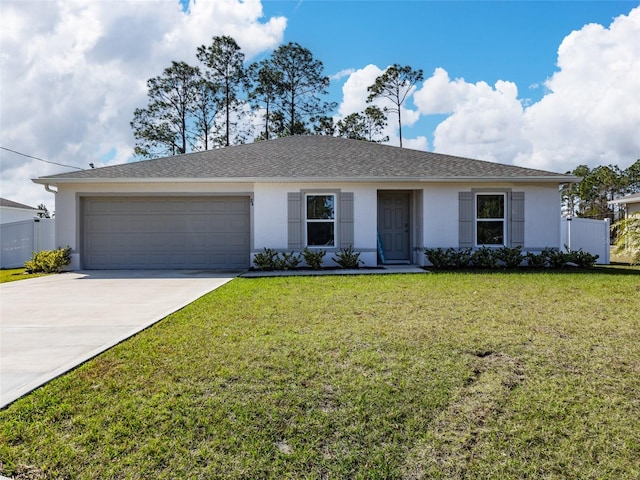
[476,194,506,246]
[306,194,335,246]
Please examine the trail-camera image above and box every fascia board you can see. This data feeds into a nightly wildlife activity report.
[609,197,640,205]
[33,175,580,186]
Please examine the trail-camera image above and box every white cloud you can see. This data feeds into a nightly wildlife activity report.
[414,70,529,162]
[521,7,640,171]
[0,0,286,210]
[413,7,640,173]
[403,136,429,152]
[330,68,355,81]
[337,64,383,117]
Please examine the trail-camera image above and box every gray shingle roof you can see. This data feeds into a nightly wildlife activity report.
[0,198,39,210]
[35,136,577,183]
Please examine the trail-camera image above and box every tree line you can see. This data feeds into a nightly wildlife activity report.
[562,161,640,221]
[130,36,422,157]
[131,35,637,223]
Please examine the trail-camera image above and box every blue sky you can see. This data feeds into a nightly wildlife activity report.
[256,0,637,146]
[264,1,631,85]
[1,0,639,208]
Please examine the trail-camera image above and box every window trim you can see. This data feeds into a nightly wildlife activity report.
[304,193,337,248]
[475,192,507,247]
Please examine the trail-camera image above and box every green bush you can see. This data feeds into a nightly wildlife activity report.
[426,246,595,270]
[546,248,569,268]
[450,248,473,268]
[332,245,363,269]
[565,249,599,268]
[423,247,472,269]
[496,246,524,268]
[274,251,302,270]
[24,246,71,273]
[525,250,549,268]
[253,249,302,271]
[471,246,497,268]
[253,248,279,271]
[423,247,451,269]
[302,248,326,270]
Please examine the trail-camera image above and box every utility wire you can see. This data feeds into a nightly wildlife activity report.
[0,146,83,170]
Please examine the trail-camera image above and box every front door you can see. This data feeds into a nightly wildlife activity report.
[378,191,410,262]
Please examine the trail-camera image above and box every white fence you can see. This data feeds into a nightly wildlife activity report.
[0,218,56,269]
[560,217,610,264]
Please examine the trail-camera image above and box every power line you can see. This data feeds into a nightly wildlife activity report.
[0,146,83,170]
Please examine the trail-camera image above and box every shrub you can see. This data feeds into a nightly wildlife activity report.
[471,246,497,268]
[496,246,524,268]
[565,249,599,268]
[253,249,303,271]
[24,246,71,273]
[424,247,472,269]
[332,245,363,269]
[425,246,594,270]
[253,248,279,271]
[423,247,450,269]
[274,251,302,270]
[525,250,548,268]
[302,248,326,270]
[450,248,473,268]
[546,248,569,268]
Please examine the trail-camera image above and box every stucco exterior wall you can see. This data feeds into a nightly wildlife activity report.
[52,180,564,269]
[421,182,560,248]
[253,183,379,267]
[521,183,562,249]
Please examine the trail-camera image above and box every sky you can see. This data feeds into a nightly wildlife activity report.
[1,0,639,212]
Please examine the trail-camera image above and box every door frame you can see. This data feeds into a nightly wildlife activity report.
[377,190,413,264]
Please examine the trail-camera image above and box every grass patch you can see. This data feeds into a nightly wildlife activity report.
[1,271,639,478]
[0,268,49,284]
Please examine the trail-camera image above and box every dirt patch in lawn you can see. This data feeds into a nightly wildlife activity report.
[403,351,526,479]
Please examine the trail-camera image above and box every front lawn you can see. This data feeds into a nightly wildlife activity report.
[1,271,639,479]
[0,268,49,284]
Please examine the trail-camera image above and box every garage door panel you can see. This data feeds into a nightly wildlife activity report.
[190,218,208,232]
[186,254,207,266]
[98,254,129,269]
[85,234,108,250]
[227,233,249,246]
[83,197,250,269]
[227,199,249,213]
[190,201,209,213]
[209,234,228,247]
[86,217,112,233]
[210,201,230,213]
[188,234,207,248]
[228,217,249,230]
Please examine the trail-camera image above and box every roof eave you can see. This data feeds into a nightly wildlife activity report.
[609,197,640,205]
[33,175,580,186]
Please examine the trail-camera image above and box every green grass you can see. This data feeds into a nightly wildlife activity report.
[0,268,49,284]
[1,270,639,479]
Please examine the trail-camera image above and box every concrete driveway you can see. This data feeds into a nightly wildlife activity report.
[0,270,239,408]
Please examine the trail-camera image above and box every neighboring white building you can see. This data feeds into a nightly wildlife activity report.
[609,192,640,217]
[33,136,579,270]
[0,198,43,224]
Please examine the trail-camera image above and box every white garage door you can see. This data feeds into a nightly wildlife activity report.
[82,197,250,269]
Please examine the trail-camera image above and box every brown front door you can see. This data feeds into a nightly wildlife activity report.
[378,191,410,262]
